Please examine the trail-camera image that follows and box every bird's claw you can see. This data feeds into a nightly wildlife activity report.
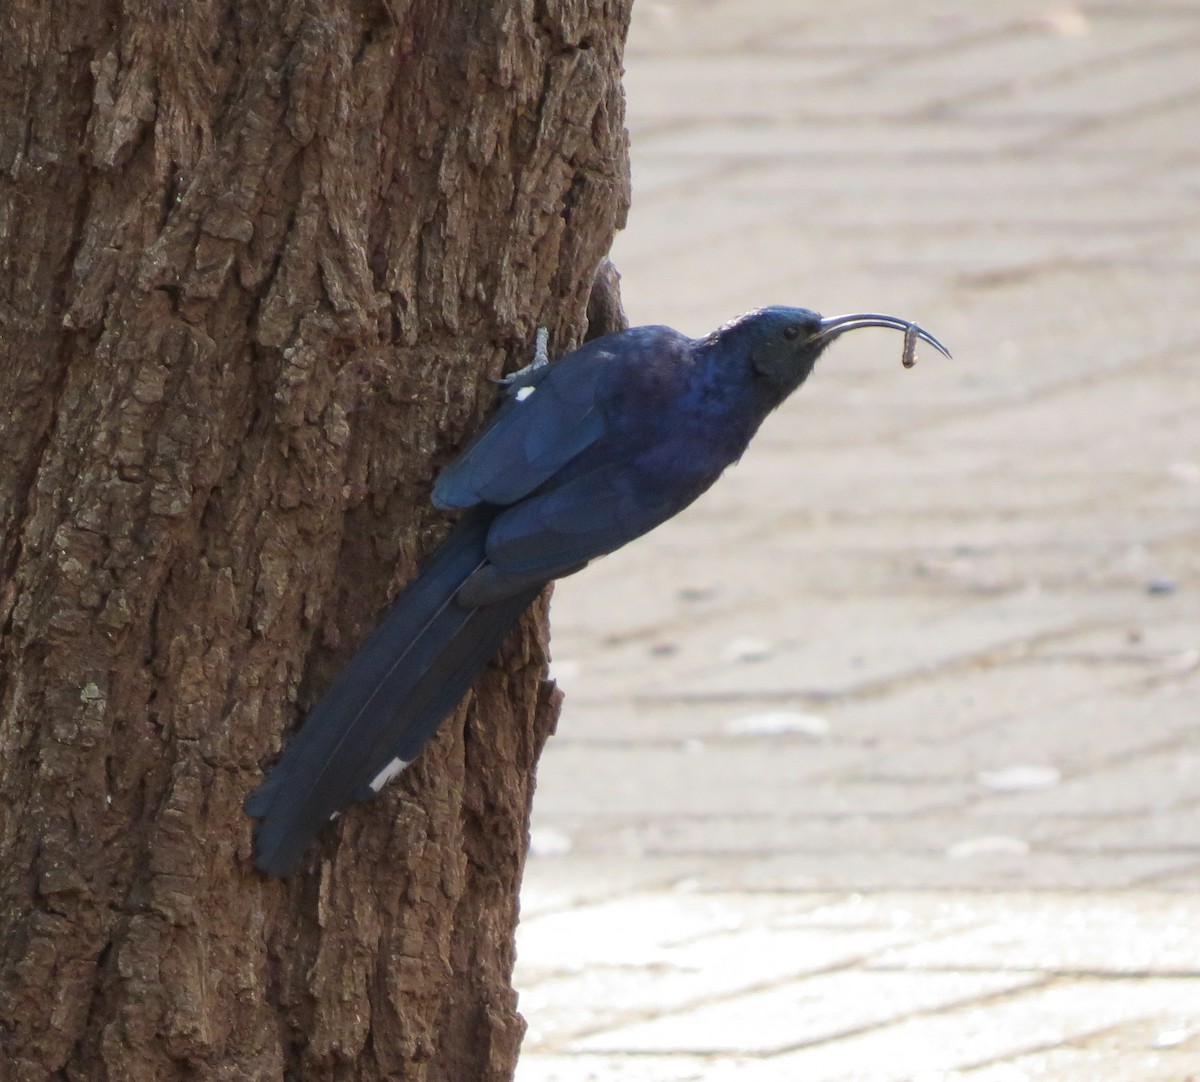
[496,326,550,387]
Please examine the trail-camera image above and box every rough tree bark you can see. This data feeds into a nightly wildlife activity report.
[0,1,631,1078]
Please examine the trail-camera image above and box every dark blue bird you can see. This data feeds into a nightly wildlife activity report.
[246,306,951,875]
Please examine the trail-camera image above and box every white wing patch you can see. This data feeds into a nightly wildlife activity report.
[515,385,535,402]
[369,756,410,793]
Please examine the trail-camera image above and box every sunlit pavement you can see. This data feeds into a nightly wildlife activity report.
[516,2,1200,1079]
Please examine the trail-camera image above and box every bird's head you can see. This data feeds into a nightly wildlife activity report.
[719,306,951,398]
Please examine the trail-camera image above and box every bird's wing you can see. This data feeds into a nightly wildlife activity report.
[452,463,676,608]
[432,342,613,510]
[482,460,662,570]
[432,327,685,510]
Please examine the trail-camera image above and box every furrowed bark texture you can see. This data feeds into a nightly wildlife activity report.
[0,1,631,1078]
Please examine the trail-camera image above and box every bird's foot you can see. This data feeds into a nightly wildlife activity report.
[496,326,549,387]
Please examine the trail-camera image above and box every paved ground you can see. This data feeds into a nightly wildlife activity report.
[515,2,1200,1079]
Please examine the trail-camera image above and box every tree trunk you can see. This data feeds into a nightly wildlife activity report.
[0,1,631,1077]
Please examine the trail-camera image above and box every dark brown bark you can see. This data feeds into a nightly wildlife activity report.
[0,2,631,1078]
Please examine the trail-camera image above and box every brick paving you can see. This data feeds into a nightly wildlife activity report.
[515,2,1200,1078]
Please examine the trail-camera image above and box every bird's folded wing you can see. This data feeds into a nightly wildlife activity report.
[432,343,613,510]
[484,464,681,576]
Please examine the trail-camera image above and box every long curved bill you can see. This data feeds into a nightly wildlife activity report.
[815,312,953,361]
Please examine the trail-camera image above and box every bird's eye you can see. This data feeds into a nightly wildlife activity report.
[783,324,801,340]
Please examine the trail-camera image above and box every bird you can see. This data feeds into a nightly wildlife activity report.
[246,306,951,876]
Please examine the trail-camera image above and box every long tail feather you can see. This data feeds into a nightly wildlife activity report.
[247,508,542,876]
